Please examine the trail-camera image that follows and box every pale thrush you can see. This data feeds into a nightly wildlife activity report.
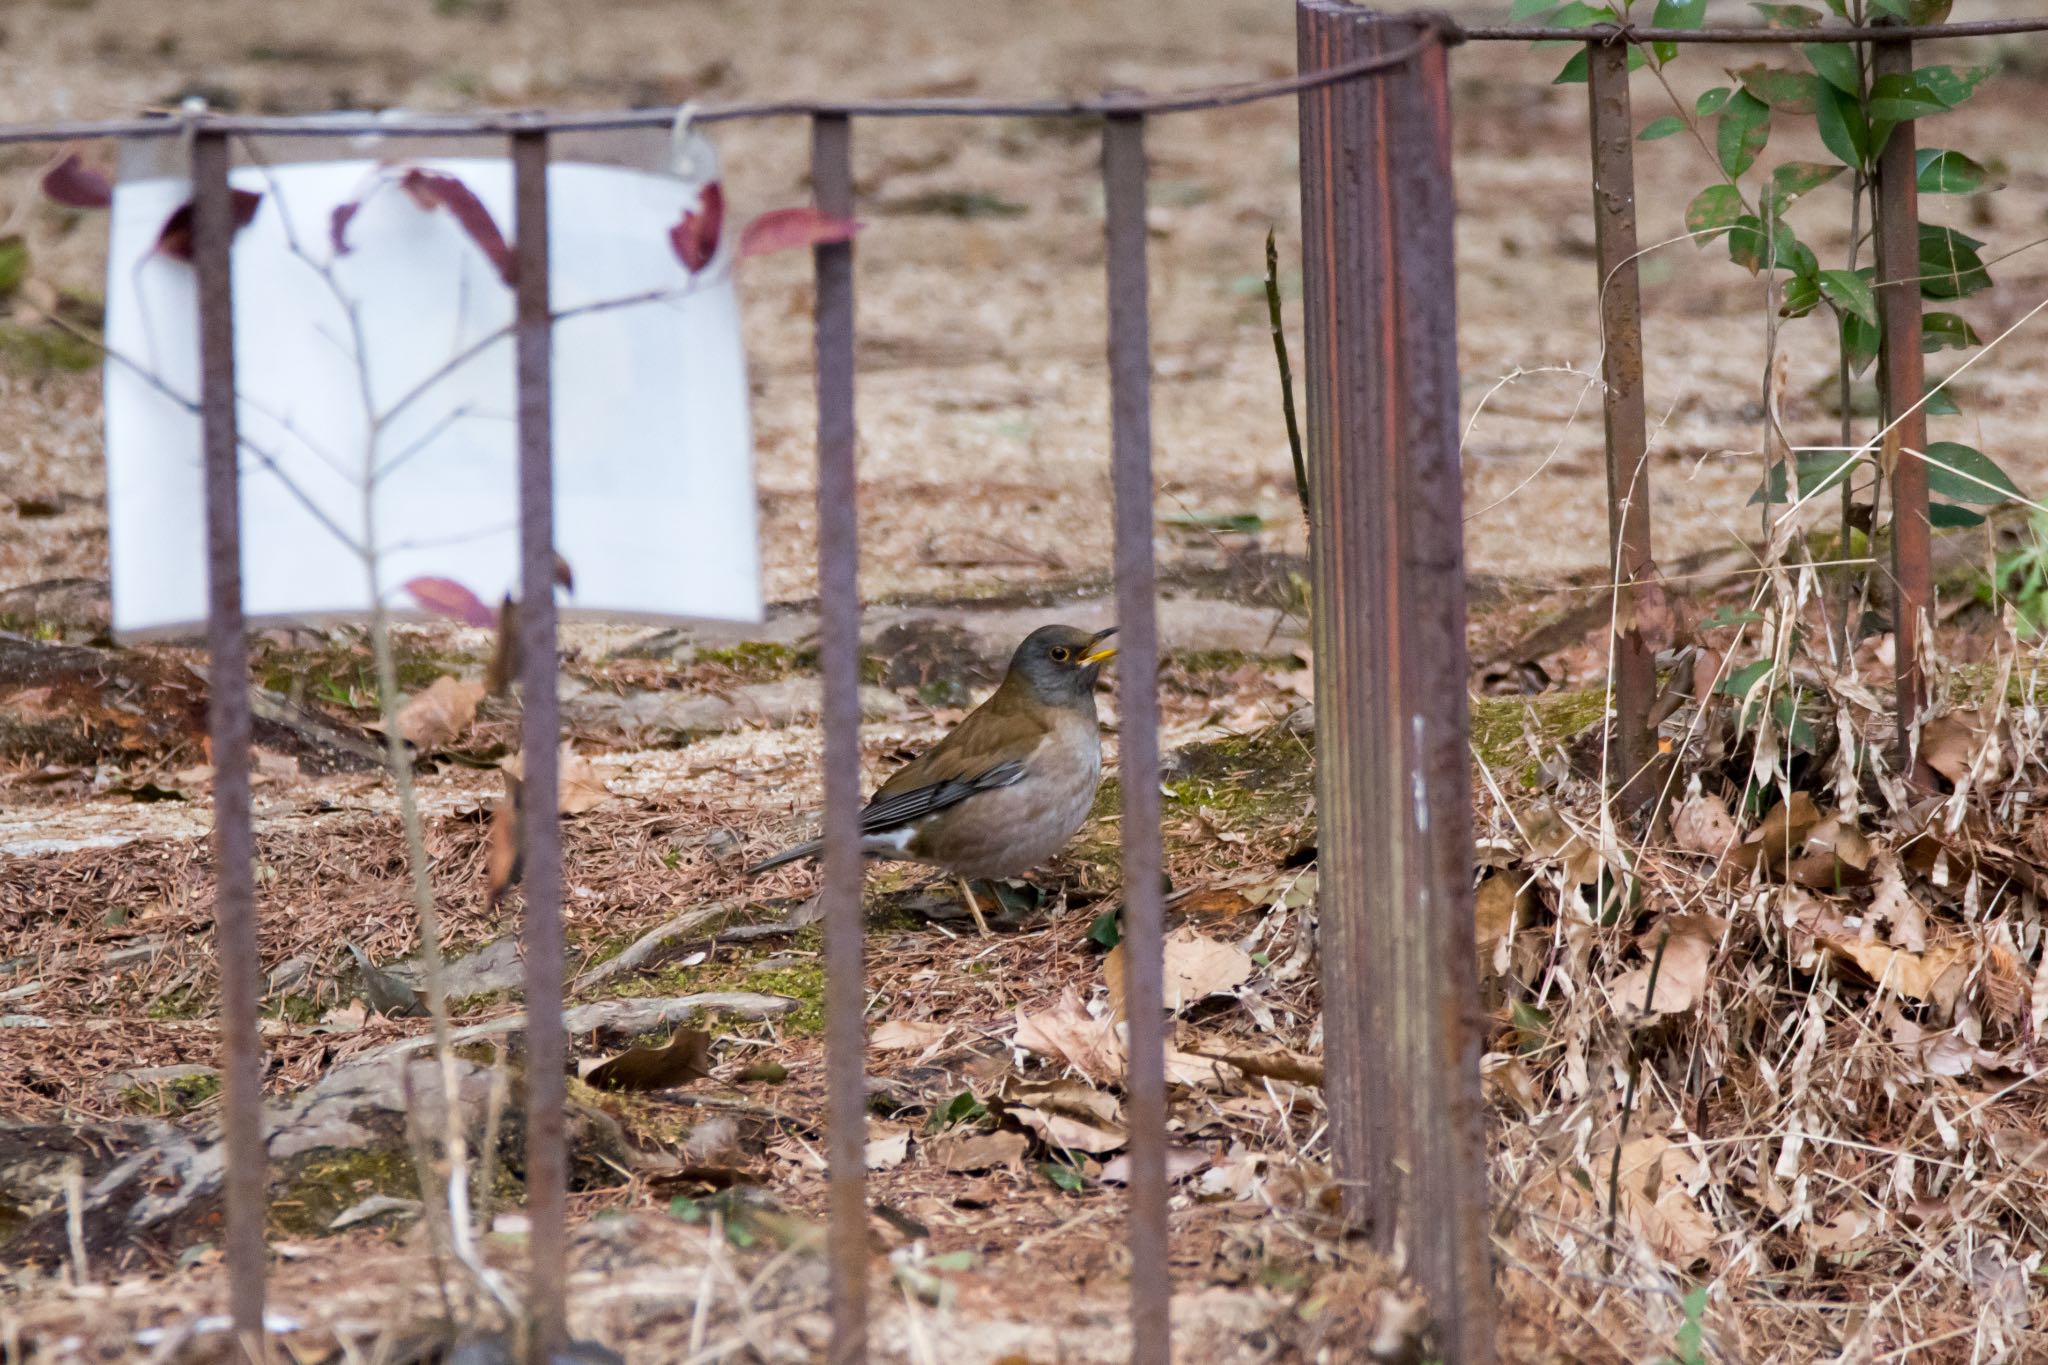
[745,623,1117,933]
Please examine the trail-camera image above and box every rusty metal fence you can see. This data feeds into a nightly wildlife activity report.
[10,2,2048,1361]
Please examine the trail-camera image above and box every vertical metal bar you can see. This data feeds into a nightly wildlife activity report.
[1871,35,1932,784]
[192,125,267,1365]
[1385,22,1494,1363]
[1296,0,1395,1246]
[510,126,567,1363]
[1586,39,1660,816]
[1298,6,1493,1358]
[810,112,868,1365]
[1102,111,1171,1365]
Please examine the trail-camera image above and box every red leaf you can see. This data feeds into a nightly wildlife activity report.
[668,181,724,272]
[398,168,516,286]
[330,201,360,257]
[405,576,497,628]
[153,189,263,263]
[738,206,862,259]
[41,153,113,209]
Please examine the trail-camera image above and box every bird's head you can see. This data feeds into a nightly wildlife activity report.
[1005,623,1117,708]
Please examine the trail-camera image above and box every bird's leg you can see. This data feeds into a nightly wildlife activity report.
[955,876,991,937]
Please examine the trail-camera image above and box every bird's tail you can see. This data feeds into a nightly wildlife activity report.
[743,838,822,876]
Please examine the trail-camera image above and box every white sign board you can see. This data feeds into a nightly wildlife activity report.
[102,147,761,639]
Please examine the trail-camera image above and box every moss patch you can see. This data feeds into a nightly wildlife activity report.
[269,1146,419,1238]
[252,631,464,713]
[694,640,812,682]
[0,323,97,372]
[120,1072,221,1116]
[1469,687,1610,784]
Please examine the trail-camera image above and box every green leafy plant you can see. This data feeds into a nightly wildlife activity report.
[1654,1284,1710,1365]
[1979,511,2048,637]
[1520,0,2024,602]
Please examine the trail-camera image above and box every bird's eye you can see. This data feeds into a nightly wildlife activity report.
[1051,646,1071,663]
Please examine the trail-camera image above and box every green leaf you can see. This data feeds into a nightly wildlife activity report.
[1867,0,1910,16]
[1923,383,1960,416]
[1685,184,1746,240]
[1773,692,1818,752]
[1767,160,1844,213]
[1654,0,1708,25]
[1914,64,1994,110]
[1553,49,1591,84]
[1817,267,1877,325]
[1814,82,1870,167]
[1921,311,1980,353]
[1512,0,1564,17]
[1915,148,1993,194]
[1736,64,1822,114]
[1780,272,1820,318]
[1696,86,1732,116]
[1929,502,1988,528]
[1703,606,1765,628]
[1087,909,1121,947]
[1717,658,1775,698]
[1749,450,1860,504]
[1718,90,1772,177]
[1841,309,1881,376]
[1921,441,2022,505]
[1638,115,1687,141]
[1868,72,1949,124]
[1919,224,1991,300]
[1041,1161,1087,1193]
[1726,214,1813,277]
[1751,2,1823,25]
[1804,41,1862,96]
[0,237,24,299]
[1548,0,1614,24]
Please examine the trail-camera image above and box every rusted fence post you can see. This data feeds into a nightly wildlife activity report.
[1101,109,1172,1364]
[810,112,870,1365]
[1585,37,1660,815]
[1297,5,1493,1359]
[192,124,268,1365]
[511,126,569,1362]
[1871,33,1932,781]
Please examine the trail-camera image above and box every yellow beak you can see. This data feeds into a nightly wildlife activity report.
[1078,629,1119,667]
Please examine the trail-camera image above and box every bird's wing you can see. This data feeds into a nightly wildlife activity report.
[858,701,1047,834]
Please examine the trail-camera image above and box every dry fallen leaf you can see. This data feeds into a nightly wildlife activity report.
[394,674,486,752]
[871,1019,950,1052]
[1822,936,1973,1011]
[1001,1078,1126,1154]
[581,1028,714,1093]
[1865,855,1926,951]
[1014,988,1124,1079]
[927,1129,1028,1174]
[484,774,522,912]
[1671,786,1739,856]
[865,1125,911,1170]
[559,748,615,815]
[1611,1134,1717,1264]
[502,744,615,815]
[1099,1145,1212,1185]
[1108,926,1254,1018]
[1473,874,1520,970]
[1191,1045,1324,1088]
[1608,914,1723,1019]
[1921,708,1993,785]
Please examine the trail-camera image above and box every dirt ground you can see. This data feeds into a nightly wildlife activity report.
[8,0,2048,1362]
